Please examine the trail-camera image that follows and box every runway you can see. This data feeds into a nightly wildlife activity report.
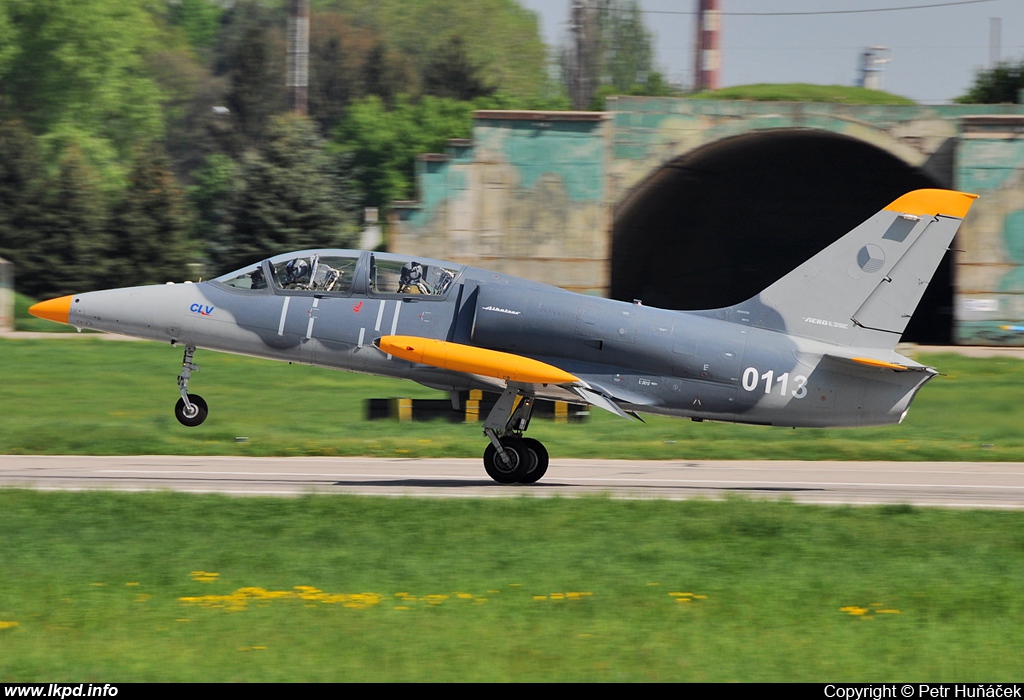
[2,455,1023,508]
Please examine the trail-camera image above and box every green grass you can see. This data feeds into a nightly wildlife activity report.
[690,83,916,105]
[1,337,1024,460]
[0,490,1021,681]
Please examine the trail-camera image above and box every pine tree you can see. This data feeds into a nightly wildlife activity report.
[109,145,194,287]
[210,114,359,274]
[422,36,495,101]
[0,121,48,286]
[30,146,111,297]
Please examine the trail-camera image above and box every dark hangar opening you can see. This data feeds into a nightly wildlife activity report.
[610,129,951,343]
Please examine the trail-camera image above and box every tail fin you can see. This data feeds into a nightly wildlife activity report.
[726,189,977,349]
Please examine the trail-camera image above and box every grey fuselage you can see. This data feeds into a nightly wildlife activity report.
[65,249,933,429]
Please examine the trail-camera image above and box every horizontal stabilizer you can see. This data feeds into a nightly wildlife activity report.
[375,336,580,385]
[824,354,934,373]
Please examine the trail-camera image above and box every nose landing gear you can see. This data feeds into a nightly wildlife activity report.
[174,345,208,427]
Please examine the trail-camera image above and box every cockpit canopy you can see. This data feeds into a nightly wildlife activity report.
[213,250,462,298]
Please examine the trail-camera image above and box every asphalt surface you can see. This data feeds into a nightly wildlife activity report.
[2,455,1023,508]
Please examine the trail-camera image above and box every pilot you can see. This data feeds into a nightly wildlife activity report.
[399,261,426,294]
[283,258,310,288]
[250,266,266,290]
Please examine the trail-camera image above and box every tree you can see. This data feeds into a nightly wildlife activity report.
[214,1,287,153]
[957,61,1024,104]
[561,0,665,109]
[308,12,376,133]
[166,0,225,52]
[601,0,654,93]
[0,0,166,185]
[0,121,48,277]
[361,42,415,108]
[422,36,495,101]
[210,115,360,273]
[29,146,112,297]
[108,145,195,288]
[333,95,473,209]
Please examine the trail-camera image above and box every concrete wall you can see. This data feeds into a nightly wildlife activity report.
[392,111,611,295]
[955,116,1024,345]
[0,257,13,332]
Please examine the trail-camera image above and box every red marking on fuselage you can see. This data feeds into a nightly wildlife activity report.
[353,301,363,313]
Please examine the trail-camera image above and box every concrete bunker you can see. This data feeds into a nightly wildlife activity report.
[611,129,951,343]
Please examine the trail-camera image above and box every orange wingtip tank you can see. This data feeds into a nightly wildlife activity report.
[884,189,977,219]
[375,335,580,385]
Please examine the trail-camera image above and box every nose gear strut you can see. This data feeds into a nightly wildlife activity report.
[174,345,208,427]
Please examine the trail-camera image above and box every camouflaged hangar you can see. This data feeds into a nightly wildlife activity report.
[390,96,1024,345]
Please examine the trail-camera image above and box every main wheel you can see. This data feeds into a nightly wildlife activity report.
[483,437,531,484]
[518,438,549,484]
[174,394,208,427]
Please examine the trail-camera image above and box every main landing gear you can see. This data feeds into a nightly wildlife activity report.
[481,387,549,484]
[174,345,208,427]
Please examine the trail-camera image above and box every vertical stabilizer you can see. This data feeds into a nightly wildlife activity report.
[726,189,976,349]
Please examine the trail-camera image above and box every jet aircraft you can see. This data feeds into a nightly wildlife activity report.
[29,189,976,484]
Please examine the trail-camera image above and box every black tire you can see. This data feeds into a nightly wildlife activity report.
[174,394,208,427]
[518,438,549,484]
[483,437,530,484]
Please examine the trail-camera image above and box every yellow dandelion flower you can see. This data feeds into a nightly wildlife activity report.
[456,593,474,600]
[533,595,547,601]
[394,606,410,610]
[0,621,20,630]
[693,595,708,600]
[840,606,869,616]
[126,582,140,587]
[877,609,901,614]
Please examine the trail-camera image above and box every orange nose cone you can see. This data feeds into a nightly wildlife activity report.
[28,295,73,325]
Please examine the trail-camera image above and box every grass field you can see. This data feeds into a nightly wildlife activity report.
[0,490,1022,681]
[2,337,1024,460]
[688,83,916,104]
[2,338,1024,681]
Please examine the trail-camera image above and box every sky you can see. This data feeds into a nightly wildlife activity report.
[519,0,1024,104]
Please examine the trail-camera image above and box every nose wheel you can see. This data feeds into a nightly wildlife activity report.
[174,345,208,427]
[175,394,208,427]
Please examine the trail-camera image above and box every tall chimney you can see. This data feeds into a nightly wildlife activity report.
[693,0,721,91]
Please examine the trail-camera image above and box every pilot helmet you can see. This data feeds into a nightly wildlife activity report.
[285,258,309,281]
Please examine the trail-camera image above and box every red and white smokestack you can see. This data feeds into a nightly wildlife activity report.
[693,0,721,91]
